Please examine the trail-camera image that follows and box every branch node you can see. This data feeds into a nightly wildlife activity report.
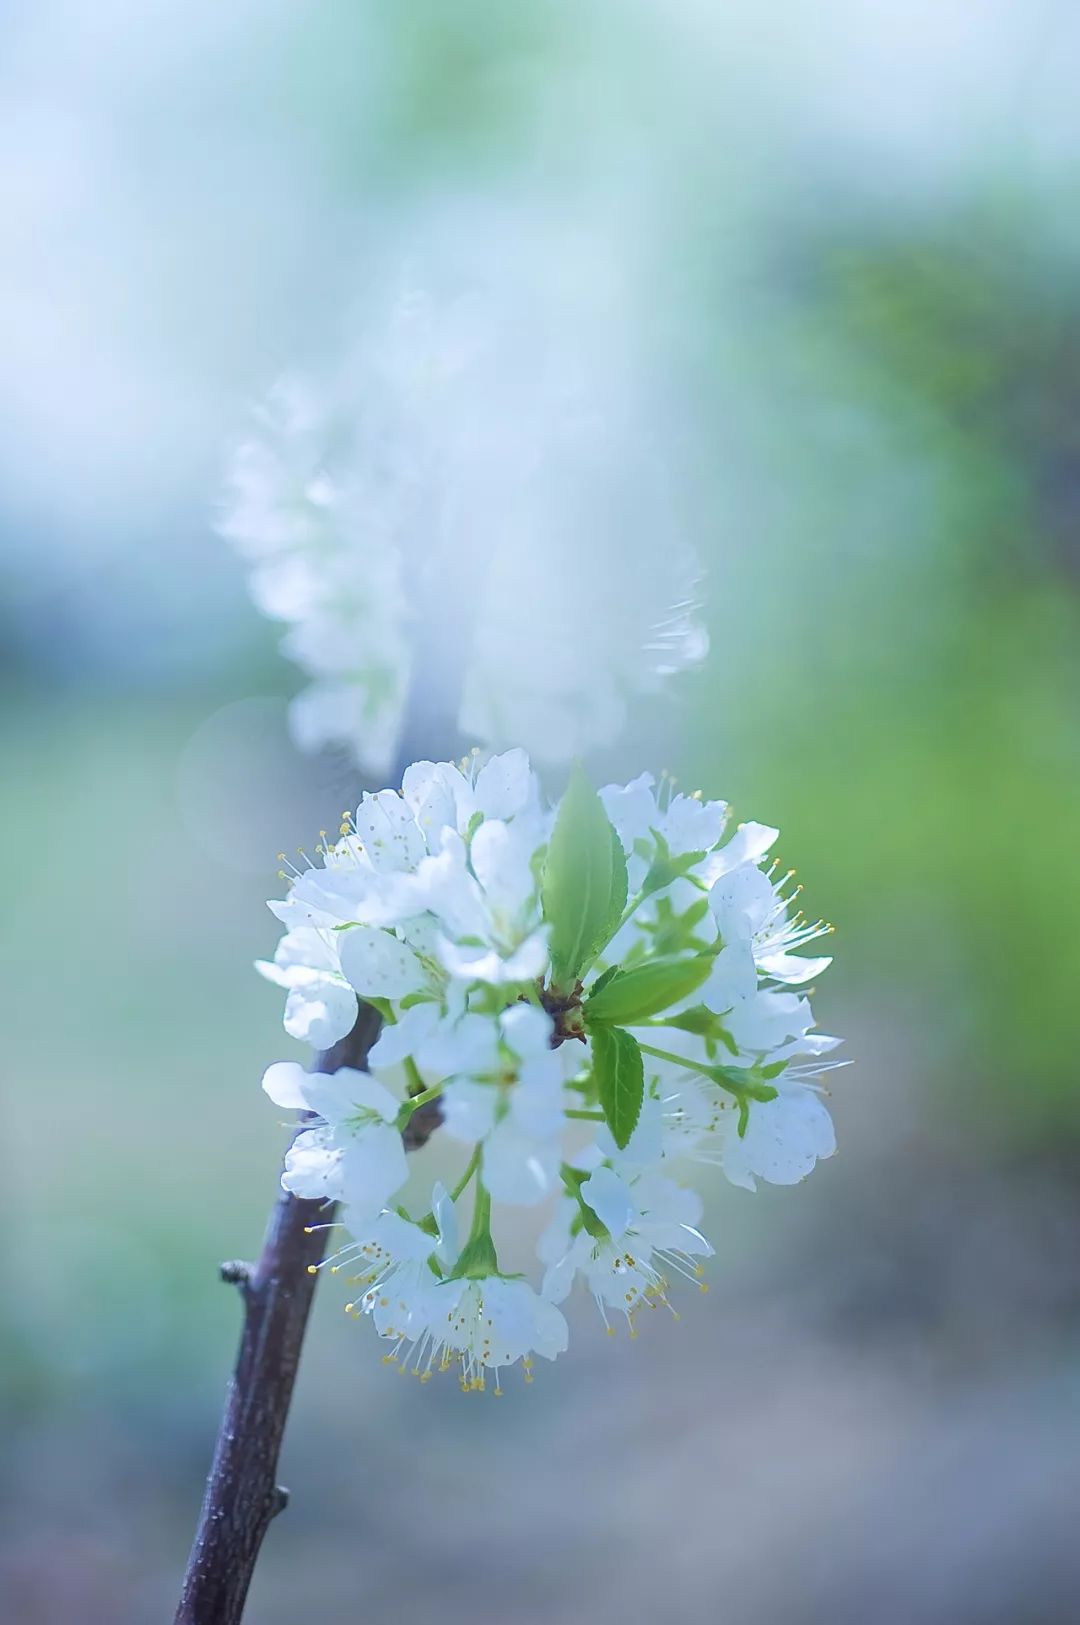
[219,1260,253,1297]
[271,1484,290,1518]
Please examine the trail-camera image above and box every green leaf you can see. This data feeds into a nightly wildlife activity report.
[642,895,713,957]
[588,964,622,998]
[609,823,629,927]
[585,955,713,1026]
[542,762,627,990]
[591,1025,645,1149]
[639,829,709,900]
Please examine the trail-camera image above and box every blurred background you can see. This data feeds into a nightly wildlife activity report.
[3,3,1080,1621]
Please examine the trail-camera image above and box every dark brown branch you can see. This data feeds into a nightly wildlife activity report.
[176,693,458,1623]
[174,1001,383,1625]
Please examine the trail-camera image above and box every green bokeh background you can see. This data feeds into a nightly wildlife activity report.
[2,6,1079,1622]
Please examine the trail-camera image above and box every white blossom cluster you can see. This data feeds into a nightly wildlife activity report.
[219,286,707,774]
[260,750,841,1392]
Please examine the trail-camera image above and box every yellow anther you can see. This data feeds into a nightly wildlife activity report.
[306,1264,317,1275]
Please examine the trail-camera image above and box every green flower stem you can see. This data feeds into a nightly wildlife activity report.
[467,1180,492,1247]
[560,1164,588,1195]
[398,1082,444,1126]
[455,1178,499,1278]
[611,888,646,937]
[449,1144,482,1203]
[637,1039,716,1077]
[564,1108,605,1121]
[411,1145,485,1238]
[559,1164,608,1239]
[636,1040,779,1128]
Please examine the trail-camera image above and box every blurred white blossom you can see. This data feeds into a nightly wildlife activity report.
[220,276,707,773]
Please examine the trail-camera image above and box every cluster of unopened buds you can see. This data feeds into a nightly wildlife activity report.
[260,749,842,1393]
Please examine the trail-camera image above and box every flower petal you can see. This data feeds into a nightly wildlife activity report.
[283,974,357,1049]
[340,1122,409,1216]
[337,925,427,1000]
[261,1061,310,1109]
[580,1167,637,1242]
[472,749,534,822]
[482,1121,560,1206]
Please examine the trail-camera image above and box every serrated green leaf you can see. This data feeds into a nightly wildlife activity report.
[591,1024,645,1149]
[589,964,622,997]
[542,763,627,990]
[585,955,713,1025]
[609,821,629,926]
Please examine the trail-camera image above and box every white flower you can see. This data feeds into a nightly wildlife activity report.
[330,1183,460,1348]
[439,1005,569,1206]
[600,772,730,894]
[402,749,539,839]
[410,819,550,985]
[218,378,411,777]
[255,926,357,1051]
[598,775,778,964]
[655,1004,844,1191]
[257,753,845,1386]
[260,751,546,1048]
[709,861,833,984]
[343,1185,569,1392]
[432,1275,569,1391]
[220,282,708,769]
[540,1165,713,1332]
[338,1211,443,1342]
[713,1079,837,1192]
[262,1061,407,1222]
